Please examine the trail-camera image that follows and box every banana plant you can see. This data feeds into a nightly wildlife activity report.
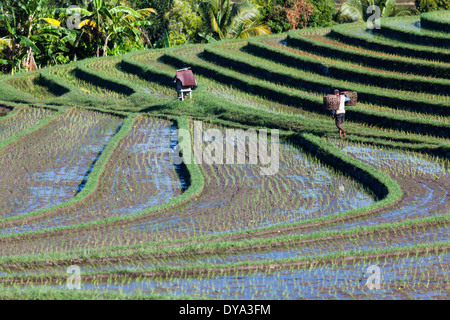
[55,0,156,57]
[0,0,74,72]
[0,0,31,73]
[100,6,156,56]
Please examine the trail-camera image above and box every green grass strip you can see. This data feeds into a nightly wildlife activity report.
[121,49,175,87]
[330,18,450,60]
[164,46,450,138]
[38,60,150,111]
[0,116,204,237]
[287,27,449,78]
[1,241,448,283]
[375,16,450,48]
[38,64,113,108]
[421,10,450,33]
[248,35,450,95]
[75,58,135,96]
[0,111,133,225]
[1,212,447,268]
[0,106,63,152]
[0,77,38,105]
[82,56,170,105]
[205,41,449,116]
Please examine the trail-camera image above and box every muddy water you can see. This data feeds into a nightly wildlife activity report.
[342,146,445,175]
[0,132,377,253]
[27,224,444,276]
[170,123,190,192]
[76,123,124,193]
[128,139,375,236]
[293,145,450,236]
[0,118,183,234]
[0,109,122,218]
[23,252,447,299]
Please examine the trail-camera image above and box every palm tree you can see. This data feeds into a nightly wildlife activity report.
[198,0,271,41]
[337,0,410,22]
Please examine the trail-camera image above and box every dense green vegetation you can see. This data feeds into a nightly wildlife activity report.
[415,0,450,13]
[1,0,431,73]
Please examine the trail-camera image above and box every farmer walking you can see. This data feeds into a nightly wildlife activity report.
[331,89,350,138]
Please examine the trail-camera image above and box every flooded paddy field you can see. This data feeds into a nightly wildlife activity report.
[0,12,448,299]
[0,116,182,234]
[0,108,122,218]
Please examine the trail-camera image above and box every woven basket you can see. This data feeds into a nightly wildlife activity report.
[343,91,358,106]
[323,95,340,110]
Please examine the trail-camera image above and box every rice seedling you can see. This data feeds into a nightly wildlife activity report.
[0,107,55,143]
[0,108,122,219]
[0,14,448,300]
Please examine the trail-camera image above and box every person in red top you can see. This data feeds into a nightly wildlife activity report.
[331,89,350,138]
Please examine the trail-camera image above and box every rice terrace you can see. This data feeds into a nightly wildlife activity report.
[0,0,449,301]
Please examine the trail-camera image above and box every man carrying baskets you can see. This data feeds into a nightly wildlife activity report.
[331,89,350,138]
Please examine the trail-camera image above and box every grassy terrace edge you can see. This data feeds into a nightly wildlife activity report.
[0,126,404,262]
[6,70,71,99]
[374,16,450,48]
[1,242,448,285]
[74,60,135,97]
[0,115,205,236]
[0,77,41,104]
[163,45,449,138]
[78,57,170,110]
[248,35,450,95]
[1,214,447,269]
[203,41,449,116]
[120,49,175,87]
[286,28,450,78]
[123,48,449,155]
[37,58,164,111]
[329,23,450,63]
[421,10,450,33]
